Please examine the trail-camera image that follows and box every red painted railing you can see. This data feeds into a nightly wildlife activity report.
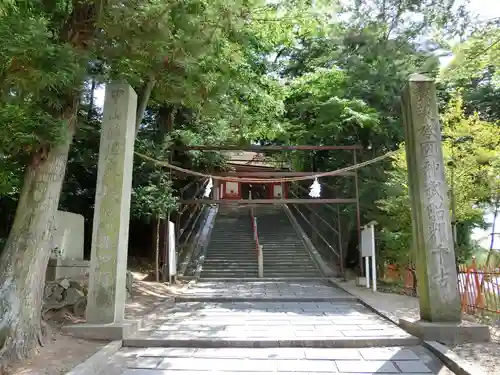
[384,261,500,316]
[459,259,500,315]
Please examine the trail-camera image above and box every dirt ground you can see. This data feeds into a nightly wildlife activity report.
[7,273,187,375]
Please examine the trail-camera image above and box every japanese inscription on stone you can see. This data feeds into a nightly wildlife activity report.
[415,84,451,290]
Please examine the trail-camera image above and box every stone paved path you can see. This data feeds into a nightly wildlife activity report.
[100,281,454,374]
[176,280,352,300]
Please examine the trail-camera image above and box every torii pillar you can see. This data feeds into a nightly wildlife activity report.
[63,82,140,339]
[398,74,489,343]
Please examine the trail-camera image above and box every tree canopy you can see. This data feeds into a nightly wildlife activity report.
[0,0,499,369]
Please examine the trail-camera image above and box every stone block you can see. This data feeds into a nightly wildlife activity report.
[86,82,137,325]
[359,347,420,360]
[356,276,367,286]
[399,317,490,344]
[65,341,122,375]
[304,348,362,360]
[402,74,462,322]
[45,258,89,281]
[126,270,133,292]
[50,211,85,260]
[335,359,399,373]
[423,341,487,375]
[126,357,162,369]
[395,360,432,373]
[62,319,142,340]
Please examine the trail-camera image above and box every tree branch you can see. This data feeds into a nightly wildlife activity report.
[135,74,156,135]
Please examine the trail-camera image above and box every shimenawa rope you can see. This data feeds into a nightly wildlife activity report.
[134,150,398,184]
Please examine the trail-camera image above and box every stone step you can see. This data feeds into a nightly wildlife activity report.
[123,336,419,348]
[203,259,316,264]
[201,264,258,268]
[206,248,255,251]
[205,255,256,258]
[123,299,419,349]
[204,260,257,263]
[200,274,259,278]
[200,275,323,279]
[201,268,319,273]
[116,346,439,375]
[187,204,325,279]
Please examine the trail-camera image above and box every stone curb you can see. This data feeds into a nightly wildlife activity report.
[282,205,336,277]
[123,336,419,349]
[423,341,486,375]
[193,207,218,279]
[328,279,485,375]
[174,296,358,303]
[64,295,177,375]
[328,279,400,324]
[197,277,330,281]
[178,206,212,276]
[65,340,122,375]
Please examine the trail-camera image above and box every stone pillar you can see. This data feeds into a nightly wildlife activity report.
[401,74,461,322]
[85,82,137,324]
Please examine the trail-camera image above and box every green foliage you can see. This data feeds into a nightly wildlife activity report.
[376,93,500,265]
[132,172,177,220]
[0,0,498,272]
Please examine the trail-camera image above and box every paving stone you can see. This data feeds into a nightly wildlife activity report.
[127,298,413,343]
[359,348,420,361]
[179,281,350,300]
[304,348,362,360]
[126,357,162,369]
[141,348,196,357]
[276,359,338,372]
[122,370,168,374]
[395,360,432,373]
[102,281,446,375]
[335,360,400,373]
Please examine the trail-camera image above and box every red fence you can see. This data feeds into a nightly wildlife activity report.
[459,259,500,315]
[384,261,500,316]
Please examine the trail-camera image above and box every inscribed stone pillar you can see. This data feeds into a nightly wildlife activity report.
[401,74,461,322]
[86,82,137,324]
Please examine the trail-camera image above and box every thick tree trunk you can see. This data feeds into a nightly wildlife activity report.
[0,107,76,369]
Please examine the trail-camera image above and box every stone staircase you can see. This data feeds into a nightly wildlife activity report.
[200,206,258,278]
[256,205,322,278]
[199,204,322,279]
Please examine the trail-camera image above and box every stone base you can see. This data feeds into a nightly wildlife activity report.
[356,277,367,286]
[62,319,142,341]
[46,258,89,281]
[399,317,490,344]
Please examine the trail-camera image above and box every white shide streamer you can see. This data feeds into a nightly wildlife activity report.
[309,178,321,198]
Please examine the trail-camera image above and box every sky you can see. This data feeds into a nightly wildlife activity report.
[92,0,499,250]
[467,0,500,19]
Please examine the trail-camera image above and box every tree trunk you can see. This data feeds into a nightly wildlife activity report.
[0,106,77,369]
[155,217,160,282]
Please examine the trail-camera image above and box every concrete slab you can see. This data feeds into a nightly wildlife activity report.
[174,295,357,302]
[179,280,350,300]
[123,300,418,348]
[63,319,141,340]
[100,346,449,374]
[399,317,490,344]
[423,341,487,375]
[67,279,456,375]
[65,341,122,375]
